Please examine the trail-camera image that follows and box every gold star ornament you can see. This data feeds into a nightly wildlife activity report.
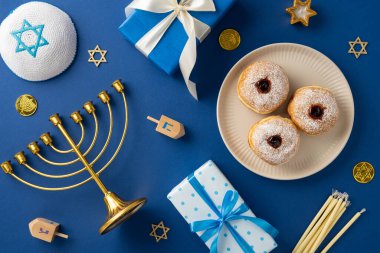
[150,221,170,243]
[348,37,368,59]
[88,45,107,67]
[286,0,317,26]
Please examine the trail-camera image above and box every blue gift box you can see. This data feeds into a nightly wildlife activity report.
[119,0,235,75]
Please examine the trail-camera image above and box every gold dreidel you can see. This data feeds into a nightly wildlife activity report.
[147,115,185,139]
[1,80,147,235]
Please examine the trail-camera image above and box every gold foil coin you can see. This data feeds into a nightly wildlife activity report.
[15,94,38,117]
[353,162,375,183]
[219,29,241,50]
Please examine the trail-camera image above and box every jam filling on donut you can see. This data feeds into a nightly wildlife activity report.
[309,104,325,120]
[267,135,282,149]
[255,78,271,94]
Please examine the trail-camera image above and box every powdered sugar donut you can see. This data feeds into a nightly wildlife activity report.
[288,86,339,135]
[0,1,77,81]
[248,116,300,165]
[238,61,289,114]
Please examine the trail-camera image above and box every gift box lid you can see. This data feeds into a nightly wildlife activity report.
[119,0,236,75]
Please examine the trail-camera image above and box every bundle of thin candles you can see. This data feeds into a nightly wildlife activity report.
[292,190,351,253]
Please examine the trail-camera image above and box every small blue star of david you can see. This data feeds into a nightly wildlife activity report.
[11,19,49,58]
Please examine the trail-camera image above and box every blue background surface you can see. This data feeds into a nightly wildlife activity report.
[0,0,378,252]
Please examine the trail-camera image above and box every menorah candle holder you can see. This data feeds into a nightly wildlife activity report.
[1,80,147,235]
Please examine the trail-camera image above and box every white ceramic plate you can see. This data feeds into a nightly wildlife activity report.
[217,43,354,180]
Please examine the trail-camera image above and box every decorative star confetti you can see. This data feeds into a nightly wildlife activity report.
[11,19,49,58]
[150,221,170,243]
[88,45,107,67]
[348,37,368,59]
[286,0,317,27]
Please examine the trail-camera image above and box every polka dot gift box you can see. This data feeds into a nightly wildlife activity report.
[167,161,279,253]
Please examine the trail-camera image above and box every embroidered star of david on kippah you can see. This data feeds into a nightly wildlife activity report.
[11,19,49,58]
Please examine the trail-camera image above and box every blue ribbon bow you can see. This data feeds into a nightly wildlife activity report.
[187,173,278,253]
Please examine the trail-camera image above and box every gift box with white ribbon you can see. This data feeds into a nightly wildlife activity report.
[119,0,235,99]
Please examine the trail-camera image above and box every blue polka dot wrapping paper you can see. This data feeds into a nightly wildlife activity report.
[167,160,278,253]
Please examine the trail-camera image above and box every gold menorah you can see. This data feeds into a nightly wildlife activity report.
[1,80,147,235]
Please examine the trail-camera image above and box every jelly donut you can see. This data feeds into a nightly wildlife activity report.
[288,86,339,135]
[238,61,289,114]
[248,116,300,165]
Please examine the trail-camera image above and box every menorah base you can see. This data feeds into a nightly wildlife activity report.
[99,192,147,235]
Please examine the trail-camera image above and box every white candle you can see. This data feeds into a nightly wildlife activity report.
[321,208,366,253]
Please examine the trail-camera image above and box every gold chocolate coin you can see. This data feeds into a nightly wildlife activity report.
[219,29,241,50]
[353,162,375,183]
[15,94,38,117]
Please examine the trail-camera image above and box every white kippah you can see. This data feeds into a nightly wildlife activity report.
[0,1,77,81]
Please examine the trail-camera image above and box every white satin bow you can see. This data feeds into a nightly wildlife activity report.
[126,0,216,100]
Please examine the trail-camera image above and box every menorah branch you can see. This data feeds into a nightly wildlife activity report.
[49,119,85,154]
[39,111,85,154]
[15,151,82,179]
[96,92,129,174]
[32,109,99,166]
[83,100,114,170]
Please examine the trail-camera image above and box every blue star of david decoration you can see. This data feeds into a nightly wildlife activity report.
[11,19,49,58]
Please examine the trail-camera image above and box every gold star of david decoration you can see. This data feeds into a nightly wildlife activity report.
[348,37,368,59]
[286,0,317,26]
[88,45,107,67]
[353,162,375,183]
[150,221,170,242]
